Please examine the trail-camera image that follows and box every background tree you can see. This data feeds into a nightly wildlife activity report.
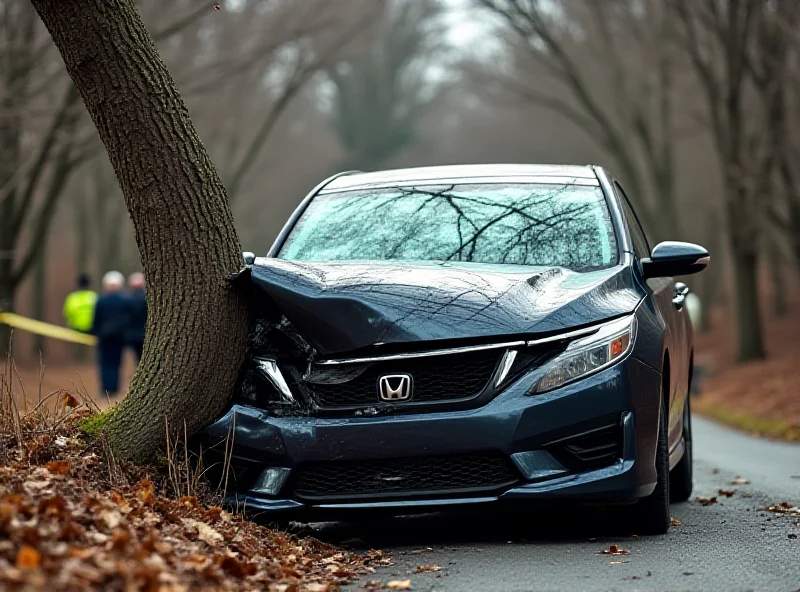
[746,0,798,316]
[326,0,446,171]
[673,0,766,361]
[28,0,249,461]
[0,0,214,347]
[475,0,681,242]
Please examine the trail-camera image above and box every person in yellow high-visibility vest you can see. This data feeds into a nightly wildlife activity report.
[63,274,98,333]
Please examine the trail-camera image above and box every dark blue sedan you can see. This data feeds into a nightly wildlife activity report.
[199,164,709,535]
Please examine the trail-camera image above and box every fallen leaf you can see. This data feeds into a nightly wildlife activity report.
[23,479,51,493]
[670,518,681,527]
[58,521,83,542]
[85,531,109,544]
[414,565,441,573]
[110,528,131,551]
[63,393,80,408]
[763,502,800,517]
[218,555,257,577]
[598,544,628,556]
[45,460,70,475]
[320,553,345,564]
[99,510,122,530]
[16,545,41,569]
[136,480,156,506]
[306,584,331,592]
[696,496,717,506]
[408,547,434,555]
[183,518,224,545]
[717,489,735,498]
[387,581,412,590]
[732,477,750,485]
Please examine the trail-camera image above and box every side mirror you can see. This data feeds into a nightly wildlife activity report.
[641,241,709,279]
[243,251,256,265]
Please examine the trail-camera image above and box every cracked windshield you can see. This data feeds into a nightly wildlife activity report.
[280,184,617,271]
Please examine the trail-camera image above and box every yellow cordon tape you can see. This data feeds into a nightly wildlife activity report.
[0,312,97,346]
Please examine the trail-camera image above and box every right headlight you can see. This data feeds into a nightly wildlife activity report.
[530,315,637,394]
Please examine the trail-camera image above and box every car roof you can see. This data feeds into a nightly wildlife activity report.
[320,164,600,193]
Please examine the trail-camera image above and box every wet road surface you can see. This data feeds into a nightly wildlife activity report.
[301,417,800,591]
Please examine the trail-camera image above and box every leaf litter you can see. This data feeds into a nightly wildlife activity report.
[0,406,390,590]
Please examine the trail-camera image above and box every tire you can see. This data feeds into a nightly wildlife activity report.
[670,396,693,502]
[621,398,671,535]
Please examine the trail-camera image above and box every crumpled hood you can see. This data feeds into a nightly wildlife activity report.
[248,258,642,355]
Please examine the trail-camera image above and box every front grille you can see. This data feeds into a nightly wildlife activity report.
[291,453,520,501]
[305,350,501,407]
[547,424,623,472]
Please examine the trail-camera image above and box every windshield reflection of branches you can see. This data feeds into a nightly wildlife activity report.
[285,184,615,271]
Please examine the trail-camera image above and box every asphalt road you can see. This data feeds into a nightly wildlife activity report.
[305,416,800,592]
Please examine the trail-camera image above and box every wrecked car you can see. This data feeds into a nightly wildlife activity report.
[198,164,708,535]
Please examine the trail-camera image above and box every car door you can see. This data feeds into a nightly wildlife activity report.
[613,182,687,449]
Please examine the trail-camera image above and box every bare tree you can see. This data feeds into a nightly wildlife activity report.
[476,0,680,241]
[746,0,799,315]
[30,0,249,461]
[673,0,765,360]
[0,1,214,346]
[326,0,446,171]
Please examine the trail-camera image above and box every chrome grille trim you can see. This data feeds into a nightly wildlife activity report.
[316,341,526,366]
[495,350,518,387]
[525,326,599,347]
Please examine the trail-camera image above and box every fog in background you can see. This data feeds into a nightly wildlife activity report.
[2,0,797,363]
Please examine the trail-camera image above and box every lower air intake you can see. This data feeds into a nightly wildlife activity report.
[291,453,520,501]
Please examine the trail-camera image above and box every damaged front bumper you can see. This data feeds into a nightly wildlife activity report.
[195,356,662,518]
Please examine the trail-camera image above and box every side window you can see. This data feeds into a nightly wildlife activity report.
[614,182,650,258]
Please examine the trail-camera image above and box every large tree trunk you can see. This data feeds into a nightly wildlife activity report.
[767,238,788,317]
[726,169,765,361]
[730,245,765,361]
[30,0,250,461]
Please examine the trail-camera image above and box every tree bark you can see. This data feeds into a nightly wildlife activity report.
[731,245,765,361]
[29,0,250,461]
[767,238,788,317]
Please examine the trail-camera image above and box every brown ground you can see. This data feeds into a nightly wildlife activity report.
[693,306,800,440]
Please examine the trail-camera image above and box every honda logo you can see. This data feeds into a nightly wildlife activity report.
[378,374,413,401]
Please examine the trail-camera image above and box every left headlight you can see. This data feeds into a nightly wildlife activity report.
[530,315,637,394]
[236,357,298,408]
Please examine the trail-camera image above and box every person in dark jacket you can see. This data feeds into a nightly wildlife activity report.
[125,272,147,362]
[91,271,129,397]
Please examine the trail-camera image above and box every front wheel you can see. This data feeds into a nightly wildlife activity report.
[669,397,693,502]
[620,401,671,535]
